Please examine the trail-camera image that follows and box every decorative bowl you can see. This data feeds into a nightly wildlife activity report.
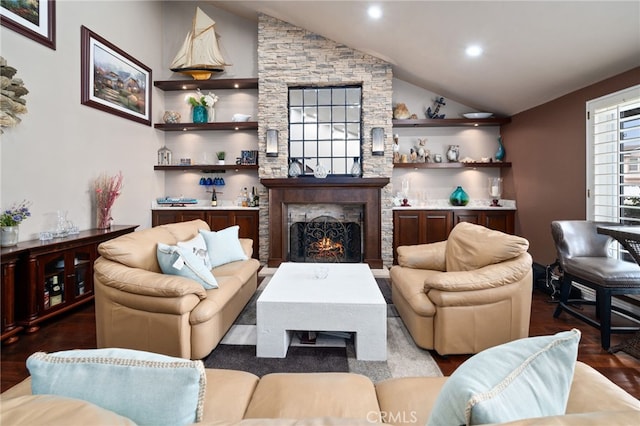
[463,112,493,119]
[232,113,251,122]
[163,111,181,123]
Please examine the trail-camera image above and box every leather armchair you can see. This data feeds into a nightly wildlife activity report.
[390,222,533,355]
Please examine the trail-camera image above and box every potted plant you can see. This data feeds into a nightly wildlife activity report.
[216,151,226,165]
[1,200,31,247]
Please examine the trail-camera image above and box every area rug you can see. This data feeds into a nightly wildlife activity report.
[203,276,443,382]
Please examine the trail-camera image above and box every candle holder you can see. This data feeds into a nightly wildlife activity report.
[489,177,503,207]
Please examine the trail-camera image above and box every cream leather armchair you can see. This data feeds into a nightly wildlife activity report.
[390,222,533,355]
[94,219,260,360]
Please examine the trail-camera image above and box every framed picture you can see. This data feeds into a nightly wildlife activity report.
[80,26,151,126]
[0,0,55,49]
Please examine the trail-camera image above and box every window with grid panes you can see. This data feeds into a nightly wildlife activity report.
[587,85,640,259]
[288,86,362,176]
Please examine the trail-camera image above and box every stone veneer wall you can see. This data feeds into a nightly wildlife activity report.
[257,14,394,266]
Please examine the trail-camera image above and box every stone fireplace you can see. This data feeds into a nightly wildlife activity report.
[261,177,389,268]
[257,14,394,266]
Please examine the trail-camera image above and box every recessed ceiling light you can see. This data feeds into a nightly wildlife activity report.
[368,5,382,20]
[465,45,483,57]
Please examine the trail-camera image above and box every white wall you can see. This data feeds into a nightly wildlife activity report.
[1,0,165,241]
[392,78,502,202]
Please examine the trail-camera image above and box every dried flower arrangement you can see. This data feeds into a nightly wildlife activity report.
[94,171,123,229]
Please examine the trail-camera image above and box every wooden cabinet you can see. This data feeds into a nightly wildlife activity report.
[1,225,137,339]
[152,210,259,259]
[393,210,453,264]
[453,210,515,234]
[393,209,515,264]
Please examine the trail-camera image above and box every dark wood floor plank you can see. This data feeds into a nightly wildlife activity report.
[2,289,639,399]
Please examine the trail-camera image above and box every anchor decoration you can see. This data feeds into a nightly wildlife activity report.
[426,96,446,119]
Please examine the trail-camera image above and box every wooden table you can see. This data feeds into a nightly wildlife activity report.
[597,225,640,265]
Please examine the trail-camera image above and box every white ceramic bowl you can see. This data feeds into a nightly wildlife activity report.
[232,113,252,122]
[463,112,493,119]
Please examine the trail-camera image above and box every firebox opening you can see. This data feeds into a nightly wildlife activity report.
[289,215,362,263]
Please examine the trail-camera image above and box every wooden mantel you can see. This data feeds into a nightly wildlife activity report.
[261,177,390,268]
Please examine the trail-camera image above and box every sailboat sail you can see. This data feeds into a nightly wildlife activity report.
[170,7,230,79]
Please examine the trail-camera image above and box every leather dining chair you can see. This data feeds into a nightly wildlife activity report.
[551,220,640,350]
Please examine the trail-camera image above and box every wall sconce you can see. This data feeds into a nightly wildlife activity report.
[266,129,278,157]
[372,127,384,156]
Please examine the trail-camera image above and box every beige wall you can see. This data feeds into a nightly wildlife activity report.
[501,67,640,265]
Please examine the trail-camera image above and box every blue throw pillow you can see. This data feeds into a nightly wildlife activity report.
[157,242,218,289]
[199,226,248,268]
[427,329,581,426]
[27,348,206,426]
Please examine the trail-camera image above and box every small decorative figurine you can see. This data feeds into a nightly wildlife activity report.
[426,96,446,119]
[393,103,411,119]
[416,138,429,163]
[393,134,400,163]
[446,145,460,162]
[410,148,417,162]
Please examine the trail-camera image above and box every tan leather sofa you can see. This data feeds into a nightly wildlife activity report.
[2,362,639,425]
[390,222,533,355]
[93,219,261,360]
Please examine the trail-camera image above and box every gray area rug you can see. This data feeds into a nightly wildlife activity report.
[203,277,442,382]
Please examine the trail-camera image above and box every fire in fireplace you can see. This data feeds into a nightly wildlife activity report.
[289,215,362,263]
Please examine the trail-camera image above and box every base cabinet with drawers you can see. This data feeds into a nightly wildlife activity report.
[152,209,259,259]
[393,209,515,264]
[1,225,137,341]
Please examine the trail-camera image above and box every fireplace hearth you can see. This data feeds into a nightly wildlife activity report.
[290,215,362,263]
[261,177,389,268]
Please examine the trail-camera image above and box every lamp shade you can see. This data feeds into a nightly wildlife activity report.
[266,129,278,157]
[372,127,384,156]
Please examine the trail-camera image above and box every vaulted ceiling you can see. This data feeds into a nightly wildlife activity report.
[211,1,640,117]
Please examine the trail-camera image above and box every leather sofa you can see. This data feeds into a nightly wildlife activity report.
[390,222,533,355]
[2,362,639,425]
[93,219,261,360]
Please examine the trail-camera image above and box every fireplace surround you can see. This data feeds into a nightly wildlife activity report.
[261,177,389,268]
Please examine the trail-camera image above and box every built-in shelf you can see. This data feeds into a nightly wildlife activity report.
[392,118,511,127]
[154,121,258,132]
[154,78,258,91]
[154,164,258,172]
[393,161,511,169]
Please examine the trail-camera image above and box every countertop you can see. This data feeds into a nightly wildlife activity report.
[391,199,517,210]
[151,200,259,210]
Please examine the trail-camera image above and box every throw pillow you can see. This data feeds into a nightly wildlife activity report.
[427,329,581,426]
[27,348,206,426]
[199,225,248,268]
[157,242,218,289]
[445,222,529,271]
[177,233,212,270]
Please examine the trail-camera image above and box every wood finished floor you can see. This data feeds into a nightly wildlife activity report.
[2,288,639,398]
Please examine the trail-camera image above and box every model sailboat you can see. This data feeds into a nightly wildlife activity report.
[170,7,230,80]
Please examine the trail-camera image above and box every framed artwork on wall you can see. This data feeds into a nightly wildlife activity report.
[0,0,56,50]
[80,26,152,126]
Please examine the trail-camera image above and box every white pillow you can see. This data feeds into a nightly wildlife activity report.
[177,233,212,270]
[27,348,206,426]
[199,226,248,268]
[157,243,218,289]
[427,329,581,425]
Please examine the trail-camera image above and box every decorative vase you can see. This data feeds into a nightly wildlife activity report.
[162,111,181,124]
[192,105,208,123]
[0,226,19,247]
[449,186,470,206]
[208,107,215,123]
[313,163,328,178]
[288,158,303,177]
[96,207,112,230]
[495,136,505,161]
[350,157,362,177]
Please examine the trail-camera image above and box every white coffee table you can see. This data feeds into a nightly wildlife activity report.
[256,262,387,361]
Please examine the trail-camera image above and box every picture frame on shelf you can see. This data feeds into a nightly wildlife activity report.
[239,150,258,165]
[80,26,152,126]
[0,0,56,50]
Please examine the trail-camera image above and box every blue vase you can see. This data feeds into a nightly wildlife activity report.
[192,105,208,123]
[450,186,469,206]
[495,136,505,162]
